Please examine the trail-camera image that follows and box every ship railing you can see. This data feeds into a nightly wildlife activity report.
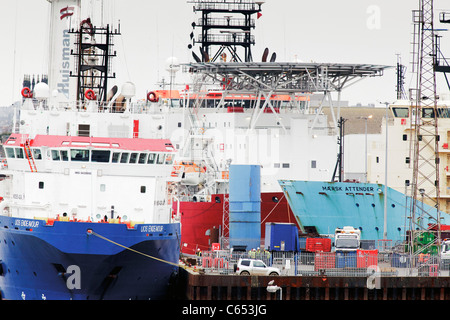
[197,249,450,277]
[26,99,183,115]
[191,0,260,12]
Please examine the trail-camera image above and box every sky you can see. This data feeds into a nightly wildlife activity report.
[1,0,450,107]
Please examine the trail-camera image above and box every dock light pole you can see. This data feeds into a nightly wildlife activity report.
[358,115,373,182]
[381,102,390,242]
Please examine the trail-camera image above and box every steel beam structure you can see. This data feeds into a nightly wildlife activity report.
[408,0,441,259]
[183,61,389,130]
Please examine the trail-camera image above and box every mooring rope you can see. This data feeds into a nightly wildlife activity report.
[88,230,181,268]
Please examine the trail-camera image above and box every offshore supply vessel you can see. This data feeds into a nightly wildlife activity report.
[279,4,450,248]
[157,0,388,254]
[0,0,180,300]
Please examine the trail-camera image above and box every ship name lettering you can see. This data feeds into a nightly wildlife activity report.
[141,225,164,233]
[14,219,40,228]
[321,186,375,192]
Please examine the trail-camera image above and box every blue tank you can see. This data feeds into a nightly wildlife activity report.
[229,165,261,251]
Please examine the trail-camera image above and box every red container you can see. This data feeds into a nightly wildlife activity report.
[314,252,335,271]
[306,238,332,253]
[356,249,378,268]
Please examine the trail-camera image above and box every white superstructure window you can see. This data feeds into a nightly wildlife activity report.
[91,150,111,163]
[138,153,147,164]
[71,149,90,162]
[120,153,129,163]
[5,148,15,158]
[147,153,156,164]
[51,150,60,161]
[156,154,165,164]
[15,148,24,159]
[129,153,138,164]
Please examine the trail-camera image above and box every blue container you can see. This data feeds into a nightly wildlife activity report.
[229,165,261,251]
[265,222,299,251]
[335,251,357,268]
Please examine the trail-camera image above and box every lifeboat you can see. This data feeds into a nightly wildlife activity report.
[173,161,207,186]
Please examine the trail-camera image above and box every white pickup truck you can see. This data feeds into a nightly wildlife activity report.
[235,259,280,276]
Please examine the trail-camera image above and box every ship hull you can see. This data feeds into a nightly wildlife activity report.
[0,216,180,300]
[176,192,300,254]
[279,180,450,243]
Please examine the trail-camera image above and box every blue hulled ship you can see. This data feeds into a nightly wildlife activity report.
[279,180,450,243]
[0,0,181,300]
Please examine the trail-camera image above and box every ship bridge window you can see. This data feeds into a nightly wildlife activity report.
[51,150,60,161]
[15,148,24,159]
[120,153,129,163]
[129,153,138,163]
[5,147,15,158]
[112,152,120,163]
[156,153,165,164]
[392,107,409,118]
[71,149,90,162]
[165,154,174,165]
[91,150,111,163]
[60,150,69,161]
[438,108,450,118]
[32,148,42,160]
[138,153,148,164]
[147,153,156,164]
[422,108,434,118]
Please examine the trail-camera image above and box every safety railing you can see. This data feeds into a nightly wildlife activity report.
[195,250,450,277]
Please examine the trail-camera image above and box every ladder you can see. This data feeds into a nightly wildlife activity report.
[23,140,37,172]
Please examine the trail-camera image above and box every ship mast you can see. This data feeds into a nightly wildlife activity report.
[188,0,263,62]
[408,0,441,258]
[69,21,120,104]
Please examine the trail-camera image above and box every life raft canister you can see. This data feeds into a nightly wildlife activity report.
[147,91,159,102]
[21,87,33,98]
[85,89,97,100]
